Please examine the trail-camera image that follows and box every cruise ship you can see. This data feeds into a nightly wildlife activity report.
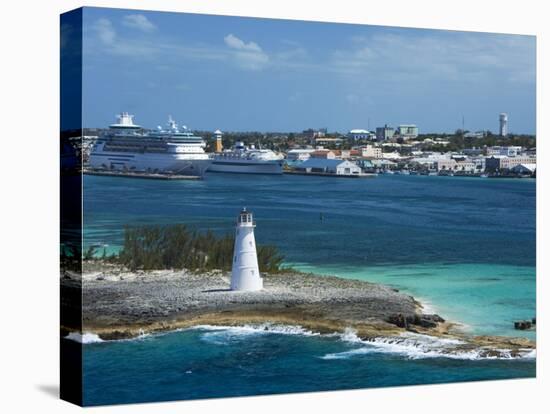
[208,141,284,174]
[89,113,212,176]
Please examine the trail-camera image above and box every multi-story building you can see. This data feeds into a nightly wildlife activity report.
[396,124,419,140]
[435,159,457,171]
[376,124,395,141]
[485,155,536,172]
[359,145,382,159]
[454,160,476,173]
[486,146,523,157]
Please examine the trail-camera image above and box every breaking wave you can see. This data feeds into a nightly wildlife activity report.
[193,324,320,345]
[321,329,536,361]
[71,324,536,361]
[65,332,104,344]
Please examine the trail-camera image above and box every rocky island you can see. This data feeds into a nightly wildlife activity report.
[61,262,535,359]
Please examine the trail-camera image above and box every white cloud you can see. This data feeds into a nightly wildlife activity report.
[88,18,161,58]
[122,14,156,32]
[329,32,535,84]
[93,18,116,45]
[224,34,262,52]
[224,34,269,70]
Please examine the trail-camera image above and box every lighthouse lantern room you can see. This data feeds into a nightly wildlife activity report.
[230,208,263,291]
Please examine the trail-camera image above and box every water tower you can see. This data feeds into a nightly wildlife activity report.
[499,113,508,137]
[231,208,263,291]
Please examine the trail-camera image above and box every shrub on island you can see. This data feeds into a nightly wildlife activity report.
[114,224,285,273]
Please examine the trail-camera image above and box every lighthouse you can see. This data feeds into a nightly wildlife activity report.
[214,129,223,153]
[231,208,263,291]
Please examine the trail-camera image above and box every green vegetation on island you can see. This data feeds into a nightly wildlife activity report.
[86,224,285,273]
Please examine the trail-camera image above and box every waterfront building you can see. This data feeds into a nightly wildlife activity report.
[485,155,536,172]
[231,208,263,291]
[499,113,509,137]
[486,146,522,157]
[510,164,536,175]
[436,159,457,171]
[396,125,419,140]
[295,158,362,175]
[376,125,395,141]
[455,160,476,173]
[471,157,486,173]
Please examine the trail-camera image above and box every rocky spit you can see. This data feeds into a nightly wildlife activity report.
[61,262,535,358]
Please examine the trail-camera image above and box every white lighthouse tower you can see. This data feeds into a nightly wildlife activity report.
[231,208,263,291]
[499,113,508,137]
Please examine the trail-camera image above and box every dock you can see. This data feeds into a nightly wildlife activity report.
[284,170,377,178]
[83,169,202,180]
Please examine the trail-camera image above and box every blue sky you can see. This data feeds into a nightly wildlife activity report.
[77,7,536,134]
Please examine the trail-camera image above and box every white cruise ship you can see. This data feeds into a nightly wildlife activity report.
[208,141,284,174]
[89,113,212,176]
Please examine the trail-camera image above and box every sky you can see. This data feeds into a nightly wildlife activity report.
[73,7,536,134]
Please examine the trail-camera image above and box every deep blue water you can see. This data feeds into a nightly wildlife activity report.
[84,174,536,268]
[81,174,536,405]
[82,327,535,406]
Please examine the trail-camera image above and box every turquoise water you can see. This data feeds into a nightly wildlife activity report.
[295,263,535,339]
[81,173,536,405]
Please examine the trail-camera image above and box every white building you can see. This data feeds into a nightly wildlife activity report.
[287,148,315,161]
[359,145,382,159]
[295,159,362,175]
[486,146,522,157]
[231,208,263,291]
[510,164,536,174]
[499,113,508,137]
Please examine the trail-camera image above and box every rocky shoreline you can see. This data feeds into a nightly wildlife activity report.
[61,262,535,358]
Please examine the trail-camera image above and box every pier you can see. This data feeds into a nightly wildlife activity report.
[284,170,377,178]
[83,169,202,180]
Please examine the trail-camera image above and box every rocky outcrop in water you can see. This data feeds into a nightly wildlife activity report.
[387,313,445,329]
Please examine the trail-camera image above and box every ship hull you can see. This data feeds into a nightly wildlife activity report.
[207,160,284,174]
[89,151,212,176]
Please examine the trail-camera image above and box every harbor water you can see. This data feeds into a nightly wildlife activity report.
[82,173,536,405]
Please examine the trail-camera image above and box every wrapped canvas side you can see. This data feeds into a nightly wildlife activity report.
[60,7,83,407]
